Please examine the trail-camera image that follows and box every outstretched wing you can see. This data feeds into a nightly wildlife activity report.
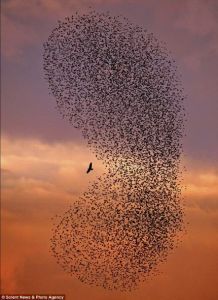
[86,162,92,173]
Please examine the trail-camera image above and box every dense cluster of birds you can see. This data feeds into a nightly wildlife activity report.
[43,11,185,291]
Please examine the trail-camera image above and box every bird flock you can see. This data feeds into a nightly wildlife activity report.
[43,10,185,291]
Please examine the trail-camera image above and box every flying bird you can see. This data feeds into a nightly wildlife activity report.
[86,162,93,173]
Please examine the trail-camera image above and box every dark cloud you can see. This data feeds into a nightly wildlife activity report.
[2,0,218,162]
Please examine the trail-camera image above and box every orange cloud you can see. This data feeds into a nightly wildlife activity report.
[2,135,105,194]
[1,136,218,299]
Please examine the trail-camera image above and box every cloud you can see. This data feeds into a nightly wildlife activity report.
[1,135,218,298]
[2,134,218,217]
[175,0,218,37]
[1,14,39,60]
[182,160,218,216]
[2,0,218,161]
[2,0,125,60]
[1,135,105,205]
[176,0,218,71]
[184,171,218,199]
[1,0,82,60]
[2,1,218,297]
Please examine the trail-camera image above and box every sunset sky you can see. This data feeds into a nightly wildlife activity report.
[1,0,218,299]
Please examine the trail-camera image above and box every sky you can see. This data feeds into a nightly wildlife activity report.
[1,0,218,299]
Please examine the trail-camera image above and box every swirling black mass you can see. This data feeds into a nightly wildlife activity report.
[43,11,185,291]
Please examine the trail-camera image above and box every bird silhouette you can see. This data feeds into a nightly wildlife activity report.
[86,162,93,173]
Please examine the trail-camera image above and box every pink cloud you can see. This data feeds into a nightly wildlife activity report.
[175,0,217,37]
[1,14,39,60]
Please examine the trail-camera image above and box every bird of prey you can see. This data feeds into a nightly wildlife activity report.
[86,162,93,173]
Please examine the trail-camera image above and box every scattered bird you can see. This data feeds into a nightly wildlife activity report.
[44,10,185,292]
[86,162,93,173]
